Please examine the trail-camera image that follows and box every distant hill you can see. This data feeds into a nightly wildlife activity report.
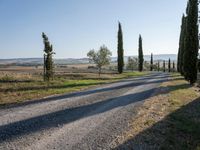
[0,54,177,65]
[113,54,177,62]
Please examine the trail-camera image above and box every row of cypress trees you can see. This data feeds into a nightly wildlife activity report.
[117,22,175,73]
[150,54,175,72]
[117,22,145,73]
[177,0,199,84]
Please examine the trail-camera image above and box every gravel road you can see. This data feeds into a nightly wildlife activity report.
[0,72,170,150]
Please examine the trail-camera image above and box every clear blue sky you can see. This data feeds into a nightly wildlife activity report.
[0,0,187,59]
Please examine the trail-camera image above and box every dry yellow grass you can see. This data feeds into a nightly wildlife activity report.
[111,74,200,149]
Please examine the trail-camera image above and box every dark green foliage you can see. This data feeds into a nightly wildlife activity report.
[177,15,187,75]
[183,0,199,84]
[117,22,124,74]
[173,62,176,72]
[42,32,55,82]
[198,59,200,72]
[150,53,153,71]
[168,58,171,72]
[138,35,144,72]
[163,60,166,72]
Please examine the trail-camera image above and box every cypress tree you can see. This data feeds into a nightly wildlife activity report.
[163,60,166,72]
[117,22,124,74]
[168,58,171,72]
[183,0,199,84]
[177,14,187,75]
[42,32,55,82]
[138,35,144,72]
[150,53,153,71]
[173,61,176,72]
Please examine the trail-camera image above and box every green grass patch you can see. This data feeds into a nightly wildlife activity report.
[0,71,148,105]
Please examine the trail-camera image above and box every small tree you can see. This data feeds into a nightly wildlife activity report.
[87,45,112,77]
[138,35,144,72]
[150,53,153,71]
[126,57,138,71]
[163,60,166,72]
[173,61,176,72]
[144,61,150,70]
[168,58,171,72]
[42,32,55,82]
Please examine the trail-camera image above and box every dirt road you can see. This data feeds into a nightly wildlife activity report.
[0,73,170,150]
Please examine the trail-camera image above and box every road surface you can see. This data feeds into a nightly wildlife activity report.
[0,73,170,150]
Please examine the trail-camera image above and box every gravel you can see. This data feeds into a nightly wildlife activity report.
[0,73,169,150]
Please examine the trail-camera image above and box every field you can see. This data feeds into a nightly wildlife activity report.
[0,64,147,105]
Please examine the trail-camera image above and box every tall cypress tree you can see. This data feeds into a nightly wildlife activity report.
[168,58,171,72]
[177,14,187,75]
[150,53,153,71]
[42,32,55,82]
[138,35,144,72]
[163,60,166,72]
[117,22,124,74]
[183,0,199,84]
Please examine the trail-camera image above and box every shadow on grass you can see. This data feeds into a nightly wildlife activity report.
[0,82,103,92]
[0,73,169,93]
[114,98,200,150]
[0,80,34,83]
[0,73,169,109]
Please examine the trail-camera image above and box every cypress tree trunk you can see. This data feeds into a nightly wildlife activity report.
[183,0,199,84]
[43,54,46,81]
[138,35,144,72]
[150,53,153,71]
[117,22,124,74]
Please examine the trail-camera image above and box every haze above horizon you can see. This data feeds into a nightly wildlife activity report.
[0,0,186,59]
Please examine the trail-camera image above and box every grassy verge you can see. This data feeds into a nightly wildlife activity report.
[0,71,147,105]
[112,73,200,149]
[160,75,200,149]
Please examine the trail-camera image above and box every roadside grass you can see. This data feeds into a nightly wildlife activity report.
[160,76,200,149]
[112,73,200,149]
[0,71,147,105]
[119,71,149,79]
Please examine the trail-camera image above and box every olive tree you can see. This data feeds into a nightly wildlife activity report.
[126,57,138,71]
[87,45,112,76]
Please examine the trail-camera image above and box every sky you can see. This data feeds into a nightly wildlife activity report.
[0,0,187,59]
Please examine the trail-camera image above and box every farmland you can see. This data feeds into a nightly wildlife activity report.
[0,64,147,105]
